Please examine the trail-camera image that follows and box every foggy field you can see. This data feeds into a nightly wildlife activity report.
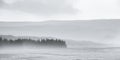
[0,48,120,60]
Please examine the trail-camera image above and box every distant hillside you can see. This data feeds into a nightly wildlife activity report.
[0,35,108,48]
[0,35,54,40]
[0,35,16,40]
[67,40,108,48]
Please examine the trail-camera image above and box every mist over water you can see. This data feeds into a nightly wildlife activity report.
[0,20,120,60]
[1,47,120,60]
[0,36,120,60]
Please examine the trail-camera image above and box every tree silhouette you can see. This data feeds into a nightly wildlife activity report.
[0,37,67,48]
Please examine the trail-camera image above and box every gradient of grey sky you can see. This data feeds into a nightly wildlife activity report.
[0,0,120,21]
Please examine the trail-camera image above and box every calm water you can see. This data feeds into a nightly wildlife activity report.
[0,48,120,60]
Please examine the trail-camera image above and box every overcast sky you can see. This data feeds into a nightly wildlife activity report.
[0,0,120,21]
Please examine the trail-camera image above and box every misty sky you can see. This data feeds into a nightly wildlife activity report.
[0,0,120,21]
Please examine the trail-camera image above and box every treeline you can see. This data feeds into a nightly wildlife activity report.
[0,37,67,48]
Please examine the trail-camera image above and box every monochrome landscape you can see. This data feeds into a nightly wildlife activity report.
[0,20,120,60]
[1,0,120,60]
